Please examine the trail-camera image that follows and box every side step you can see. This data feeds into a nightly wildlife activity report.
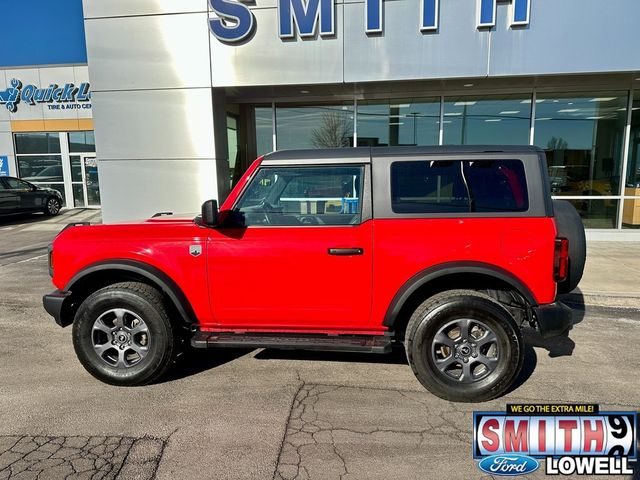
[191,332,392,354]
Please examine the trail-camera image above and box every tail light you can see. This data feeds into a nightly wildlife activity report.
[554,237,569,282]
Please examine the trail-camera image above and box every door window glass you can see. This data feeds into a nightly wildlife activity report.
[234,166,364,226]
[4,178,31,190]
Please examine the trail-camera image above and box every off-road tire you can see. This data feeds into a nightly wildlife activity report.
[72,282,177,386]
[405,289,524,402]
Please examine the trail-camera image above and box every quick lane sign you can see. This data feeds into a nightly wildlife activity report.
[0,79,91,113]
[209,0,531,43]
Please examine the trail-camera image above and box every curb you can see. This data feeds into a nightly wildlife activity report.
[559,293,640,319]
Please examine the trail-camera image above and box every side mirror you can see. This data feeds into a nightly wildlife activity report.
[201,199,219,227]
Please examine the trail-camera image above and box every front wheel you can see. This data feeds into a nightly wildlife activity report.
[72,282,177,386]
[405,290,523,402]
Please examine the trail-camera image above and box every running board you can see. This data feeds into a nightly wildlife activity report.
[191,332,392,353]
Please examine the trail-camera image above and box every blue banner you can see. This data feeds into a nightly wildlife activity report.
[0,156,9,176]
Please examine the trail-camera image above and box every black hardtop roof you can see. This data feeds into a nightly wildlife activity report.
[263,145,543,164]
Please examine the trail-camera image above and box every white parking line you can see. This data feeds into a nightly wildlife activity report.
[1,254,48,267]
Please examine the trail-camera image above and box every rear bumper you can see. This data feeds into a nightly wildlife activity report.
[43,290,72,327]
[533,301,573,338]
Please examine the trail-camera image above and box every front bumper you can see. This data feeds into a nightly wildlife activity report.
[533,301,573,338]
[43,290,72,327]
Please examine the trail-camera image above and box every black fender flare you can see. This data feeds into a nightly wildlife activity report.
[65,259,198,327]
[382,261,537,327]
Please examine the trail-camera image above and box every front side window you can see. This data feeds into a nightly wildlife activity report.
[4,177,31,191]
[391,159,528,214]
[234,166,364,226]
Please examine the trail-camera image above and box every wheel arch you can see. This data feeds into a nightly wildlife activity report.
[384,261,537,337]
[60,260,198,329]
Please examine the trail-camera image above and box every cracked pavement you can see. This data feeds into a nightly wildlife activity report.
[0,435,164,480]
[1,211,639,479]
[273,384,638,480]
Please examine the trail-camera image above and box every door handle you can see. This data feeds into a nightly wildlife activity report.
[328,248,364,256]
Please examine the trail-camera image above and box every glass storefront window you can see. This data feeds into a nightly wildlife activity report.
[275,104,354,150]
[622,198,640,229]
[566,199,619,229]
[70,155,83,182]
[68,131,96,153]
[626,90,640,188]
[17,155,64,182]
[254,107,274,156]
[443,95,531,145]
[15,132,61,154]
[534,92,628,197]
[356,98,440,147]
[623,91,640,229]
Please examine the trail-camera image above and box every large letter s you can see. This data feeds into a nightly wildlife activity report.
[209,0,255,43]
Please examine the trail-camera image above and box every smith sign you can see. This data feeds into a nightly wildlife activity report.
[209,0,531,43]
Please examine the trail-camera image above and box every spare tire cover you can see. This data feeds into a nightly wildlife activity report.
[553,200,587,293]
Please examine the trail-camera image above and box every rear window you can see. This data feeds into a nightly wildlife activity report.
[391,159,528,214]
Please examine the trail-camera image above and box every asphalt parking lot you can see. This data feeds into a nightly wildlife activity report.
[0,210,639,480]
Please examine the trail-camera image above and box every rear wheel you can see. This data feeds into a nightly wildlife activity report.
[43,197,61,216]
[405,290,523,402]
[72,282,177,386]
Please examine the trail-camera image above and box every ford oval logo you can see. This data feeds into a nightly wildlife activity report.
[478,454,539,476]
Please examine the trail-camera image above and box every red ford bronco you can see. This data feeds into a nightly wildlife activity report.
[43,146,586,402]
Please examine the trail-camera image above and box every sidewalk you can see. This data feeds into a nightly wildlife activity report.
[564,241,640,311]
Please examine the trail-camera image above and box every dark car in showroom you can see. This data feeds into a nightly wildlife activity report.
[0,176,63,216]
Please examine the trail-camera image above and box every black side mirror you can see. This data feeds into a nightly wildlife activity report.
[201,199,219,227]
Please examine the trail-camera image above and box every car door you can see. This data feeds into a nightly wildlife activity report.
[0,177,19,214]
[4,177,38,211]
[207,163,373,331]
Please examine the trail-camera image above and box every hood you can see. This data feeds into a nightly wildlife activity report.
[143,212,199,224]
[36,185,62,196]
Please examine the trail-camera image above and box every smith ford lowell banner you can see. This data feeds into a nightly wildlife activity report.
[474,404,637,476]
[209,0,531,43]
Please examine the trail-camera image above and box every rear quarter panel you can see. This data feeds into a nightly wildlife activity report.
[371,217,558,325]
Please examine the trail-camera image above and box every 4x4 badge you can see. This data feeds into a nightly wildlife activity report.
[189,245,202,257]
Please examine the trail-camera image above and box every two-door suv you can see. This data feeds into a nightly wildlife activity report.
[43,146,585,402]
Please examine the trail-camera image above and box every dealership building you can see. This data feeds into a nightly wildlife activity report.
[1,0,640,237]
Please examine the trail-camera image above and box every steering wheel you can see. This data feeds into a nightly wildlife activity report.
[299,215,323,225]
[259,200,279,224]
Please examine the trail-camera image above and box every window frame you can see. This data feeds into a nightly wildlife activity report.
[372,151,550,219]
[230,163,372,228]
